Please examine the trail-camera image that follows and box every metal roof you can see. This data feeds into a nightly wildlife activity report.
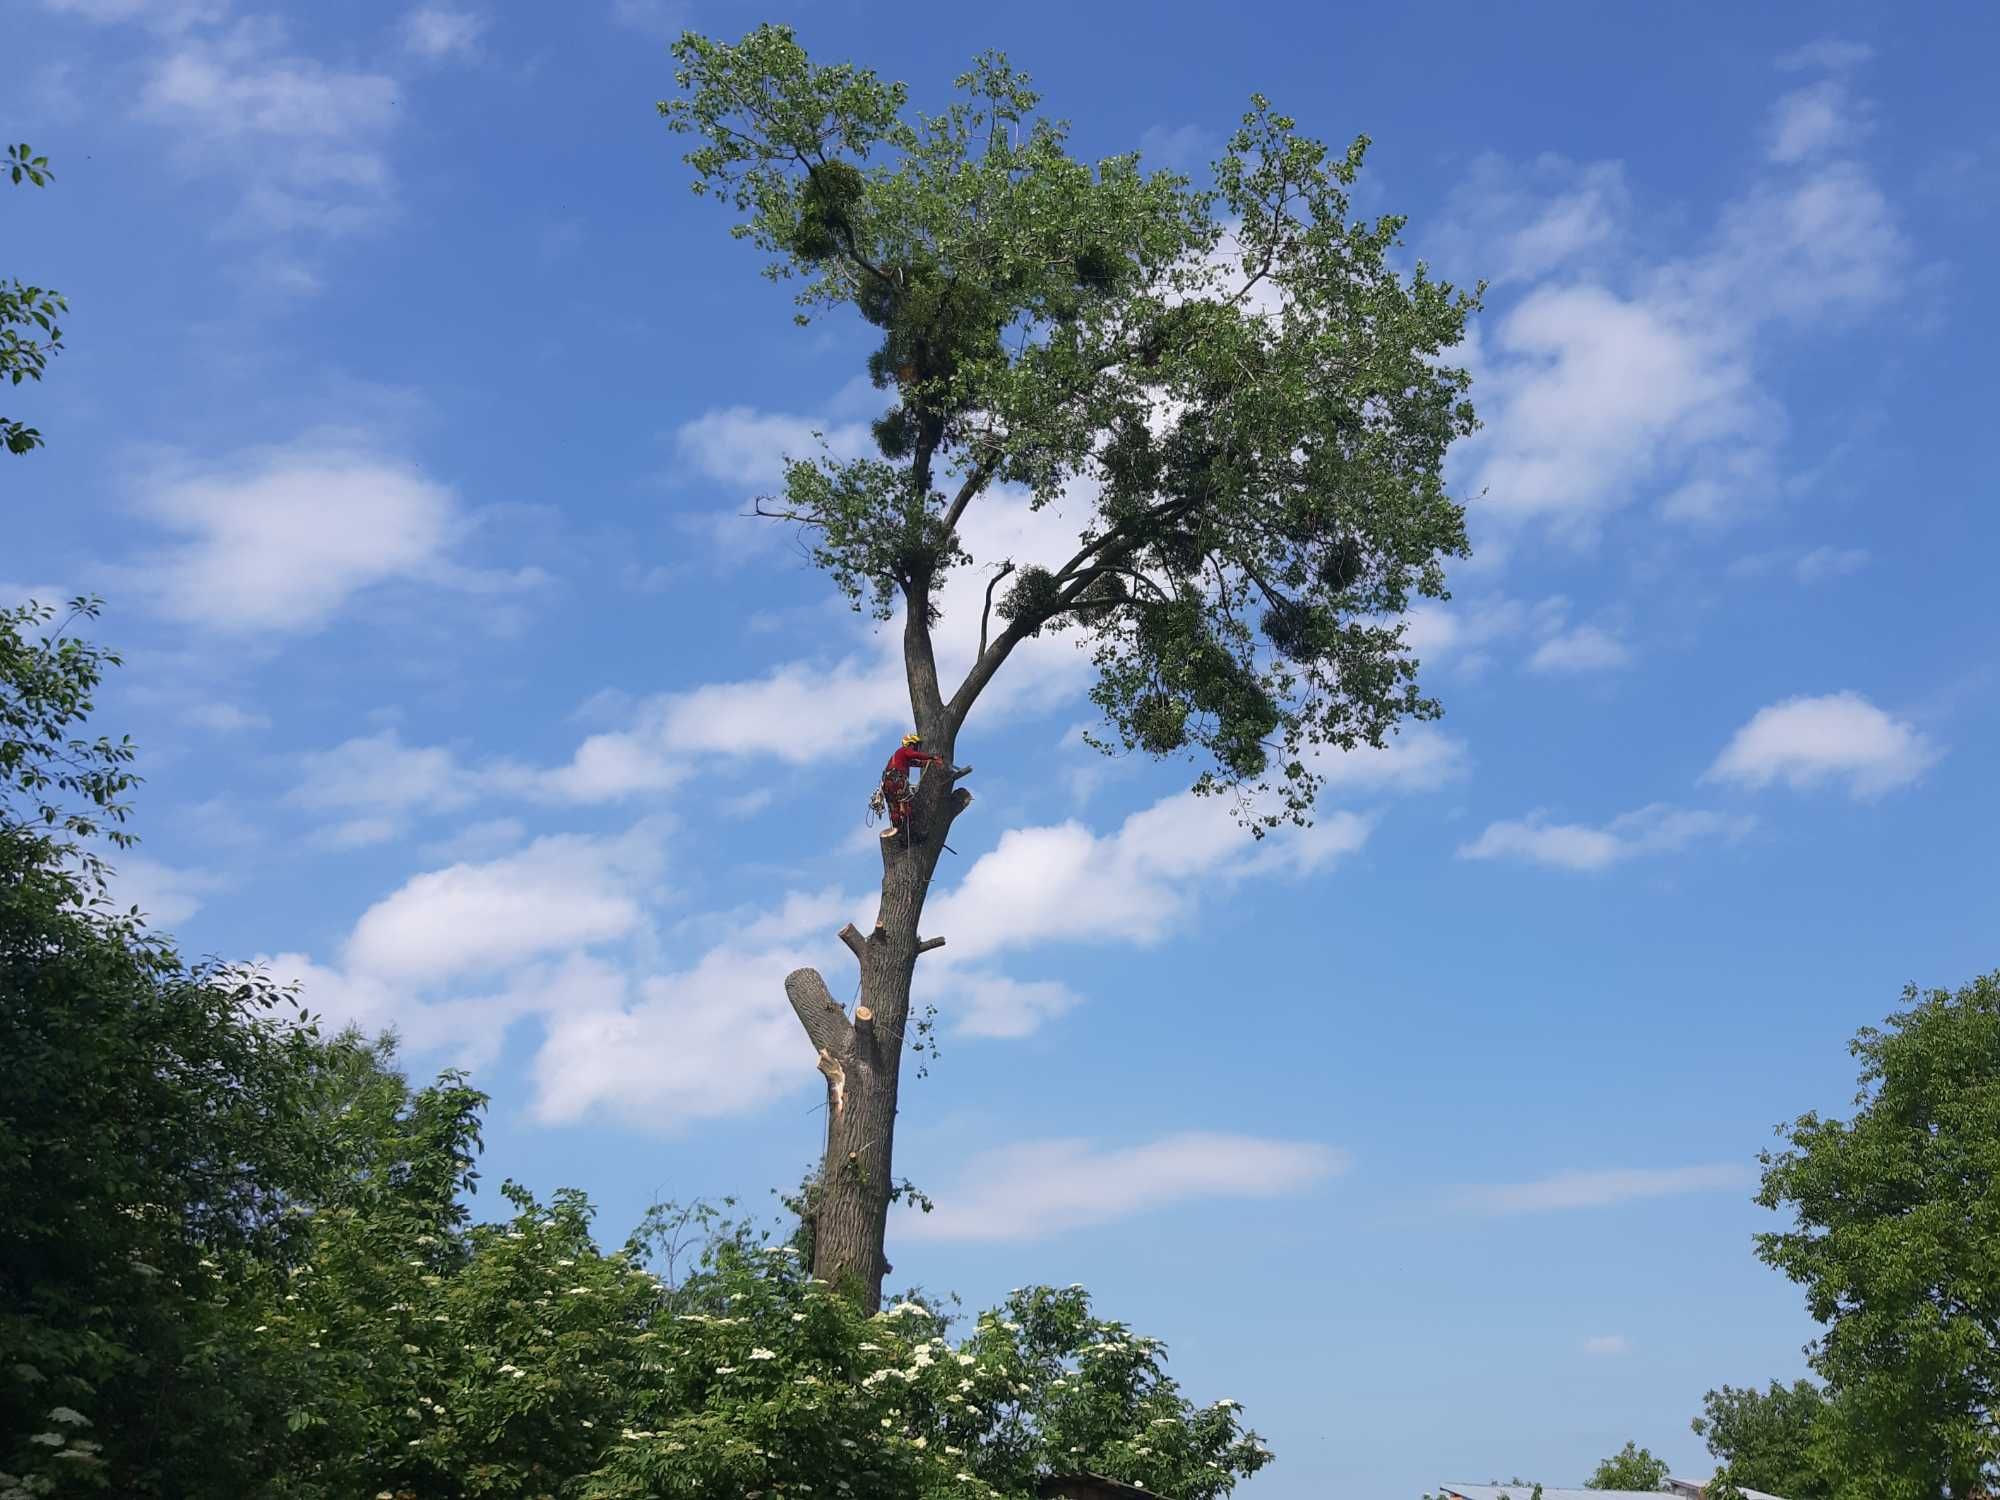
[1442,1485,1791,1500]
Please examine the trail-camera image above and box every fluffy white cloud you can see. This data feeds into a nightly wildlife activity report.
[1704,691,1939,799]
[344,823,670,982]
[675,406,875,491]
[1528,623,1631,674]
[401,4,485,58]
[926,791,1370,966]
[1449,64,1905,537]
[1458,803,1750,872]
[898,1133,1348,1243]
[1582,1334,1630,1356]
[1456,1163,1754,1214]
[105,855,224,926]
[529,941,827,1128]
[133,444,466,631]
[1310,724,1470,794]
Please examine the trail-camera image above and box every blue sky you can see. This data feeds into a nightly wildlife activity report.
[7,0,1999,1494]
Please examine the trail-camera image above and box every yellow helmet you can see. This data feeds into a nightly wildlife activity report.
[901,733,922,746]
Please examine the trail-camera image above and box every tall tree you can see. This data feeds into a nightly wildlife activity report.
[1689,1380,1831,1500]
[661,25,1479,1309]
[1584,1441,1669,1490]
[1755,972,2000,1500]
[3,143,66,459]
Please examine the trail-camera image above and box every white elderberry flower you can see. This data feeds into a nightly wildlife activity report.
[748,1347,777,1360]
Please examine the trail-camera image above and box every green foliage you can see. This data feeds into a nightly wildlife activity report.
[662,27,1480,827]
[0,577,1274,1500]
[3,143,66,459]
[1584,1439,1668,1490]
[0,820,397,1493]
[1755,972,2000,1500]
[1690,1380,1832,1500]
[0,598,139,898]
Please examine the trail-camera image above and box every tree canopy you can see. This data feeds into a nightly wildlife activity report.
[1755,972,2000,1500]
[1690,1380,1832,1500]
[662,24,1479,826]
[1584,1440,1668,1490]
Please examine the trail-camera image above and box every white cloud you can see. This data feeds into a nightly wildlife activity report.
[344,823,670,982]
[1767,79,1865,164]
[899,1133,1348,1243]
[182,700,271,732]
[293,728,477,818]
[1439,153,1630,284]
[137,17,401,236]
[1310,724,1470,794]
[674,406,875,491]
[401,4,485,58]
[105,855,224,926]
[1728,544,1869,584]
[926,791,1370,965]
[1,582,69,612]
[1704,691,1939,799]
[1582,1335,1630,1356]
[1450,68,1905,537]
[310,816,401,851]
[608,0,688,36]
[1455,1163,1754,1214]
[1528,624,1631,674]
[1776,38,1873,73]
[947,972,1084,1040]
[258,948,574,1070]
[41,0,223,29]
[1458,803,1750,872]
[132,444,462,631]
[1794,544,1869,583]
[418,817,527,863]
[529,940,828,1128]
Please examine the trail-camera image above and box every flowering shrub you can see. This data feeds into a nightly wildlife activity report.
[244,1174,1272,1500]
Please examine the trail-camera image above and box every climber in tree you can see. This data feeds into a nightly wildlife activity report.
[876,733,969,841]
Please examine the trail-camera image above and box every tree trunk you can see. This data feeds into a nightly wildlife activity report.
[785,739,972,1313]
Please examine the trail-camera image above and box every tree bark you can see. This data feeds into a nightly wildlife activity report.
[786,735,972,1312]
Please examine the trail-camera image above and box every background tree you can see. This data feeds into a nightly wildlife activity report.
[1755,972,2000,1500]
[661,23,1479,1310]
[1584,1440,1668,1490]
[1689,1380,1832,1500]
[3,143,66,459]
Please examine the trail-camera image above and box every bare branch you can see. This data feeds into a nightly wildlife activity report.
[916,936,946,954]
[838,922,868,963]
[978,561,1017,658]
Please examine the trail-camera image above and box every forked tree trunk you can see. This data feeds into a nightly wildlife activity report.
[785,730,973,1312]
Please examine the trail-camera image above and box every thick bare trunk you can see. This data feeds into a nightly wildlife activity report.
[785,741,971,1312]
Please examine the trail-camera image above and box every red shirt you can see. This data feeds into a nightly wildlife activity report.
[883,745,944,779]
